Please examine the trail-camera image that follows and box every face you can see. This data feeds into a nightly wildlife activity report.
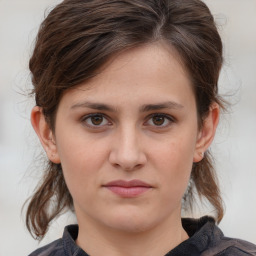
[47,43,206,233]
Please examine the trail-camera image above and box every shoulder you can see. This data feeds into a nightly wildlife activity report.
[195,216,256,256]
[203,236,256,256]
[179,216,256,256]
[28,238,63,256]
[28,225,87,256]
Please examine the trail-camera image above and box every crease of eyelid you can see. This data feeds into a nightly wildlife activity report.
[70,101,184,113]
[145,115,175,127]
[81,114,111,126]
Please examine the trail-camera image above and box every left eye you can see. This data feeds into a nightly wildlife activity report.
[146,114,173,127]
[82,114,110,127]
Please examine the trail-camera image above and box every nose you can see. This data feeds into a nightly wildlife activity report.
[109,126,147,171]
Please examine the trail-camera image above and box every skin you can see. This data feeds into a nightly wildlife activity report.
[31,42,219,256]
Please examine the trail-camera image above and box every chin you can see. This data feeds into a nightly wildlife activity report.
[108,219,153,234]
[101,209,158,234]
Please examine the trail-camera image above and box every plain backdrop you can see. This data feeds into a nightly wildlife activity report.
[0,0,256,255]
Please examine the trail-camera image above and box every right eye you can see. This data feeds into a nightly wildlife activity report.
[82,114,110,128]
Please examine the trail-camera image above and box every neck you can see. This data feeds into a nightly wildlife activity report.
[76,213,189,256]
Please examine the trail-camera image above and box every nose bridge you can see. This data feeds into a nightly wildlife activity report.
[109,122,146,170]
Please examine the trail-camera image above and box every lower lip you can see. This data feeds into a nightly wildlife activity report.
[105,186,151,197]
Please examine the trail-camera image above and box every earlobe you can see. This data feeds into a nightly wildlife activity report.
[31,106,61,164]
[193,103,220,162]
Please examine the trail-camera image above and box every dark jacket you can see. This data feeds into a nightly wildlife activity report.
[28,216,256,256]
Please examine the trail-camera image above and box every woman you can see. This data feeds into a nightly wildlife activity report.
[26,0,256,255]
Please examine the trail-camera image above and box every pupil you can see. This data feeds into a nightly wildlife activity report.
[92,115,103,125]
[153,116,164,125]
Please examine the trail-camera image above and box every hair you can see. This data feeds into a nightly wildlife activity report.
[26,0,225,240]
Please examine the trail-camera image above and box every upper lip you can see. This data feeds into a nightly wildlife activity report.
[103,179,152,188]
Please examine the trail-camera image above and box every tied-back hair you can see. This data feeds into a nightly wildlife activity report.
[26,0,225,240]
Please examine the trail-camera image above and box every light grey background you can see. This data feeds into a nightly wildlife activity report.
[0,0,255,255]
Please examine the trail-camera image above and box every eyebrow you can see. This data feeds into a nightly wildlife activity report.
[139,101,184,112]
[71,102,116,112]
[70,101,184,112]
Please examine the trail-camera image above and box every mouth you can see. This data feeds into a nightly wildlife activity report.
[102,179,153,198]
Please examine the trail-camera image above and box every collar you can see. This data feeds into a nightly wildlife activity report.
[62,216,222,256]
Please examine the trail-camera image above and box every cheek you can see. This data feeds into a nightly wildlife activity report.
[56,127,107,171]
[55,135,108,198]
[154,135,195,170]
[153,137,195,198]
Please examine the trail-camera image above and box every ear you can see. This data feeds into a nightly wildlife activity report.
[193,103,220,162]
[31,106,61,164]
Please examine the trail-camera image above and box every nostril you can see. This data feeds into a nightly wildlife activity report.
[109,150,147,171]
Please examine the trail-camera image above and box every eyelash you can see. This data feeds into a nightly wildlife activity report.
[145,113,175,128]
[81,113,175,129]
[81,113,111,129]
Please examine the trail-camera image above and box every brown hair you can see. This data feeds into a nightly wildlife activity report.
[26,0,225,240]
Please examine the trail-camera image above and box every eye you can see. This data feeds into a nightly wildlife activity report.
[82,114,110,128]
[145,114,174,127]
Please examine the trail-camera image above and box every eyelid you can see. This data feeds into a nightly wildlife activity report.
[80,112,175,129]
[81,113,112,129]
[148,113,175,120]
[144,113,176,127]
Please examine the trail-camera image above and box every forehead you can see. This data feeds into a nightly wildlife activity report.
[59,42,195,110]
[94,42,190,86]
